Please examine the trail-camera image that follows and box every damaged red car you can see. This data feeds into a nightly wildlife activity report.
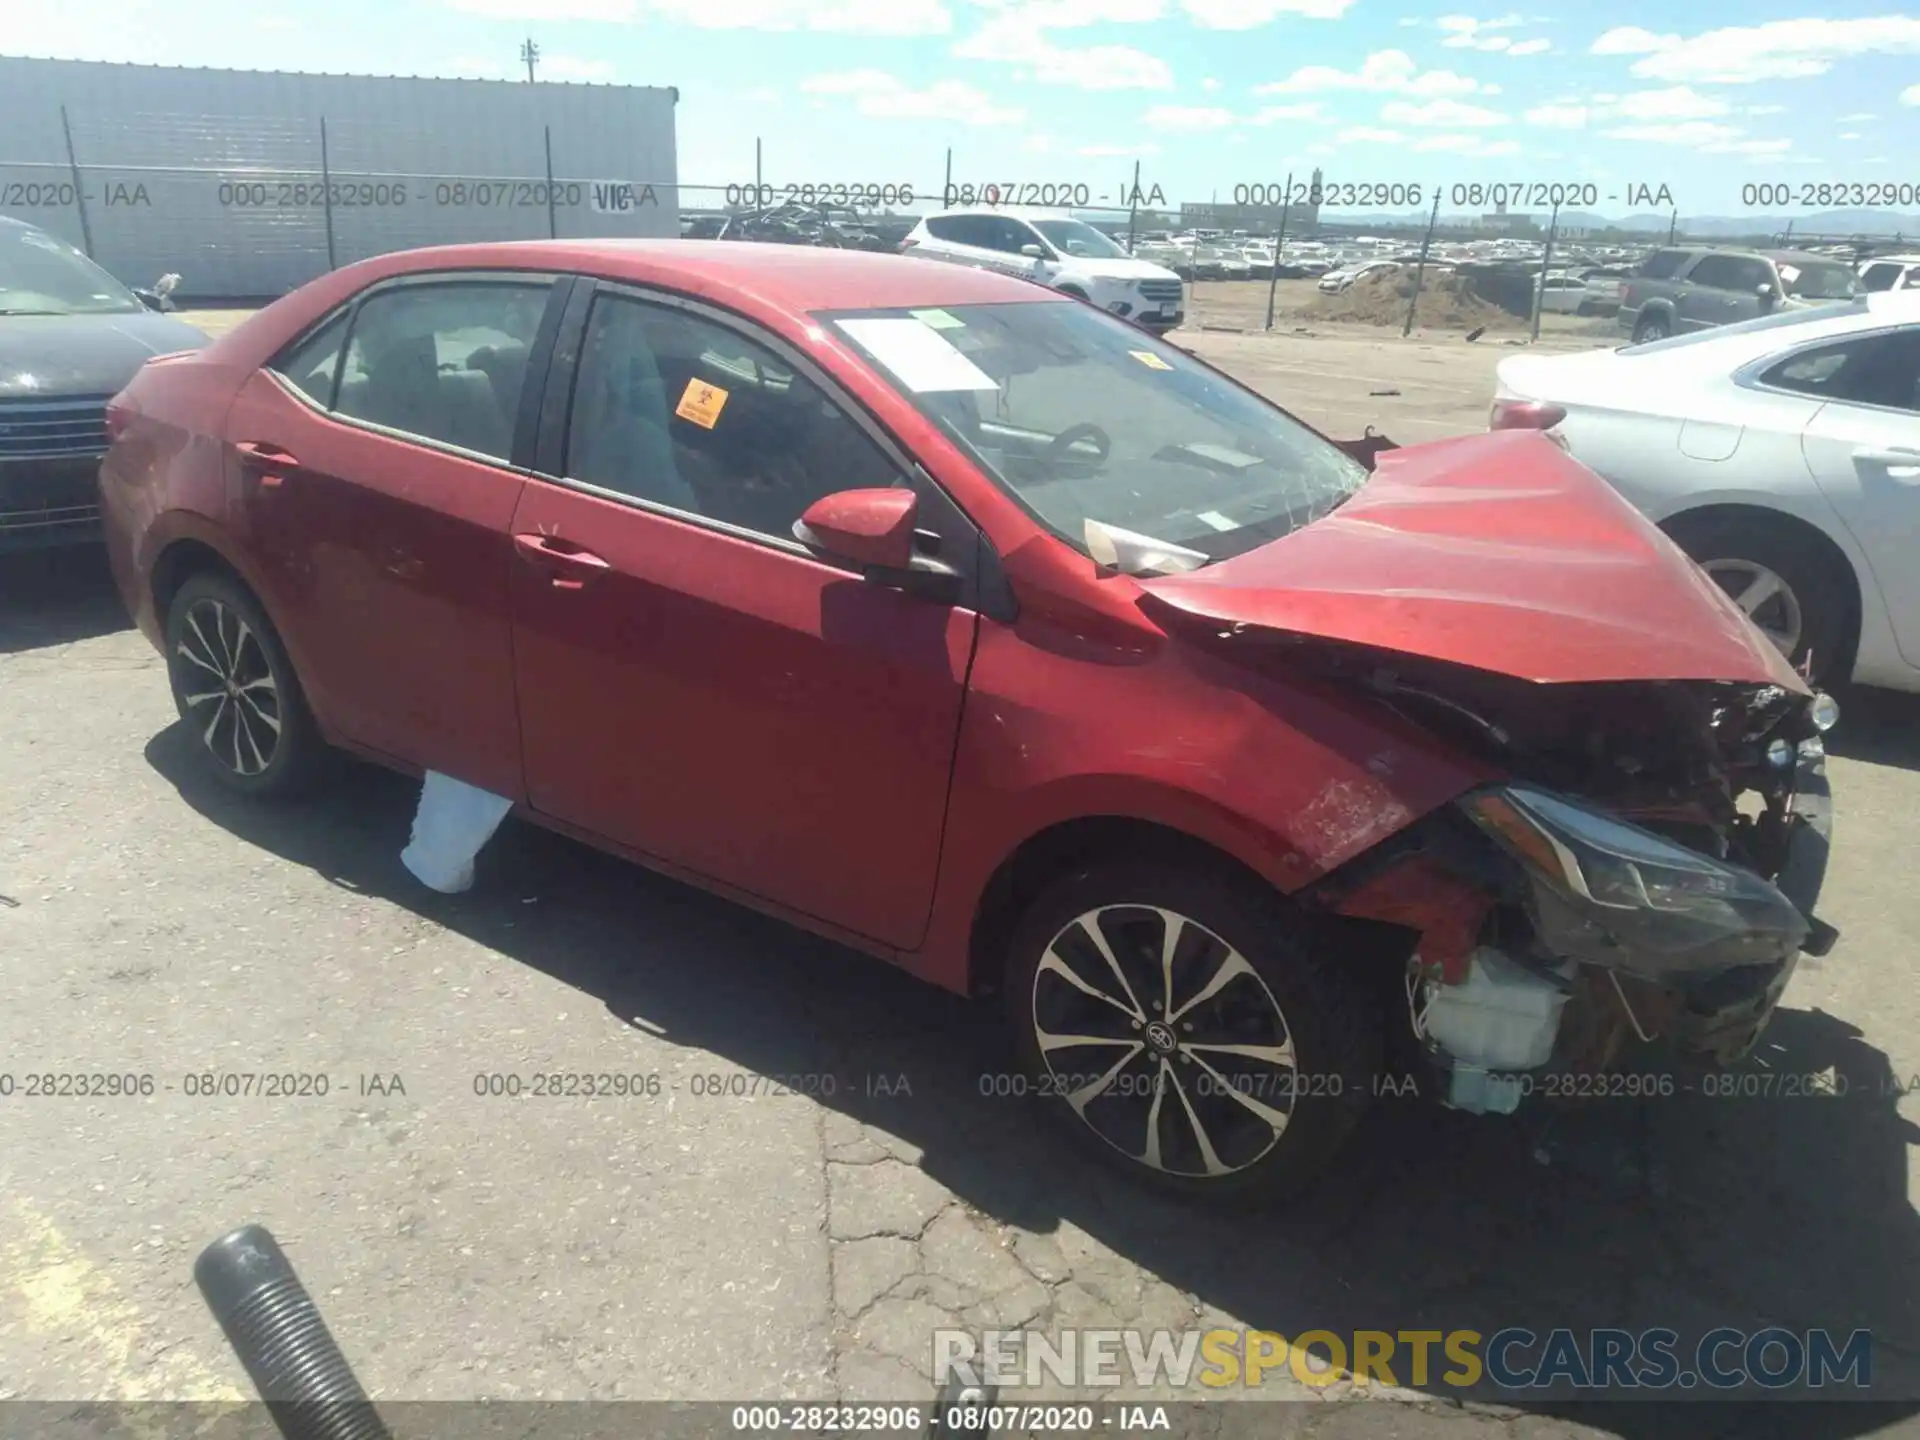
[100,241,1839,1201]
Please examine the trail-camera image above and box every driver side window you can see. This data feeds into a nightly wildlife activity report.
[564,294,906,539]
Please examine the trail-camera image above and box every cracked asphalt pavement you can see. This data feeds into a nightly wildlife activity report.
[3,323,1919,1439]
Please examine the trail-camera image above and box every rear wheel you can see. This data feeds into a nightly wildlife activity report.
[164,570,322,797]
[1631,309,1670,342]
[1002,862,1380,1204]
[1665,512,1853,685]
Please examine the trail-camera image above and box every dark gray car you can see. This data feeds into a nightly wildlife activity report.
[1,217,208,553]
[1618,246,1865,343]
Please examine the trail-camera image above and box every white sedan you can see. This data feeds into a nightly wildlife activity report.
[1490,290,1920,693]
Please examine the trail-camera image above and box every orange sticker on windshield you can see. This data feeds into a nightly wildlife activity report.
[675,378,730,429]
[1130,350,1174,371]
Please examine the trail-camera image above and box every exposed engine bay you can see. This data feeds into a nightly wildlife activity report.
[1273,636,1841,1116]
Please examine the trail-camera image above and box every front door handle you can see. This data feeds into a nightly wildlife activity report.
[235,441,299,489]
[513,532,611,590]
[1854,447,1920,481]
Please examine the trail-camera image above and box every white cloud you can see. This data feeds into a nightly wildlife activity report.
[1337,126,1408,143]
[1600,120,1746,145]
[799,70,1025,122]
[1143,104,1237,129]
[1593,17,1920,84]
[1506,38,1550,54]
[1077,141,1162,155]
[1839,131,1863,140]
[1744,103,1786,114]
[542,55,617,79]
[1381,97,1508,126]
[1589,25,1673,54]
[955,4,1173,88]
[448,0,951,26]
[1257,49,1486,96]
[1202,76,1222,90]
[1432,13,1549,52]
[1184,0,1356,24]
[1612,85,1729,119]
[1904,83,1920,105]
[1412,132,1522,154]
[445,0,637,16]
[1838,110,1876,120]
[1700,137,1793,154]
[1251,101,1327,122]
[1524,102,1587,127]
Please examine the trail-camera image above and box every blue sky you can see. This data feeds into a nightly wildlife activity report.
[7,0,1919,216]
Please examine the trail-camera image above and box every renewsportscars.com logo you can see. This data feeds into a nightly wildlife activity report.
[932,1327,1874,1392]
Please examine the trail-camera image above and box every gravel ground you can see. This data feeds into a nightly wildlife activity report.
[3,320,1919,1440]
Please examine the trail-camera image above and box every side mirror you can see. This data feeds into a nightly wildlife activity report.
[793,488,963,604]
[1757,283,1777,300]
[1020,244,1047,260]
[133,288,165,311]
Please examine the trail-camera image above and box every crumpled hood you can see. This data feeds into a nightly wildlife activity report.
[1140,429,1808,690]
[0,312,208,398]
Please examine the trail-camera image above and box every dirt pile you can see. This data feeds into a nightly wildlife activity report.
[1306,269,1519,331]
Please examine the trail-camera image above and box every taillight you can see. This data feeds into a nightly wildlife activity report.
[1489,398,1567,432]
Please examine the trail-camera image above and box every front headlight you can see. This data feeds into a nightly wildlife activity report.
[1462,785,1810,975]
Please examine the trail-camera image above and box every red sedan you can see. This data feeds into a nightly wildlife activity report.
[101,240,1838,1201]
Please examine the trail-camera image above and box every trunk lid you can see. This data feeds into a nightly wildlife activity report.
[1139,430,1808,690]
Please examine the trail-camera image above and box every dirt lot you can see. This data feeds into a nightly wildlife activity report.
[4,316,1919,1439]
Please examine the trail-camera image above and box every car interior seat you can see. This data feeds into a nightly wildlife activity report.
[568,330,700,514]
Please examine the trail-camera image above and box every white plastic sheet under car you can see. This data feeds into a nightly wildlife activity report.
[399,771,514,894]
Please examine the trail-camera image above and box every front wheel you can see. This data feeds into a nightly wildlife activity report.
[1002,863,1381,1204]
[1632,310,1670,342]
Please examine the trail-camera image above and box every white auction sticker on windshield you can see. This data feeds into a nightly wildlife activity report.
[835,318,999,393]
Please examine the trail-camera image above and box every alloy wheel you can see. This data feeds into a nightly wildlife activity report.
[1703,558,1803,659]
[174,598,284,776]
[1029,904,1299,1178]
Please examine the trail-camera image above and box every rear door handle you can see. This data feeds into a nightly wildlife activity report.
[1854,447,1920,480]
[513,532,611,590]
[235,441,299,489]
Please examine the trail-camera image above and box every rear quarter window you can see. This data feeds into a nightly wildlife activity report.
[1638,250,1693,280]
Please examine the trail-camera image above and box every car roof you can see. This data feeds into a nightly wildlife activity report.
[360,239,1060,313]
[1864,253,1920,264]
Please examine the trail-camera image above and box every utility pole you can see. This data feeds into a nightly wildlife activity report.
[520,37,540,83]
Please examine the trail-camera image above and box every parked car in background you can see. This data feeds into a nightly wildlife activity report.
[1533,272,1601,315]
[902,208,1185,333]
[1858,254,1920,292]
[1493,290,1920,692]
[1317,259,1400,294]
[0,216,207,554]
[1618,247,1865,343]
[100,239,1836,1202]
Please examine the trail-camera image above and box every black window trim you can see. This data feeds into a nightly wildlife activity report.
[260,267,574,473]
[529,275,1010,618]
[1737,319,1920,416]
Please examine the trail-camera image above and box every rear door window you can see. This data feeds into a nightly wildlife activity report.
[1861,262,1905,292]
[1761,328,1920,412]
[334,281,552,461]
[271,311,352,408]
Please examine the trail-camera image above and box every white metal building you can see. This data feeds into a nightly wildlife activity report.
[0,57,680,299]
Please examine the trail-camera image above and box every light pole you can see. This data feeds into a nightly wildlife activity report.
[520,38,540,83]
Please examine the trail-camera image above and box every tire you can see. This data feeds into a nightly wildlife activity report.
[1002,861,1381,1205]
[1664,512,1853,686]
[1631,309,1670,343]
[164,569,323,798]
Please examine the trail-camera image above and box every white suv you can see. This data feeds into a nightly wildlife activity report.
[901,208,1186,334]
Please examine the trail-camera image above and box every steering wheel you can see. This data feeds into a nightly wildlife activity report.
[1045,423,1111,468]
